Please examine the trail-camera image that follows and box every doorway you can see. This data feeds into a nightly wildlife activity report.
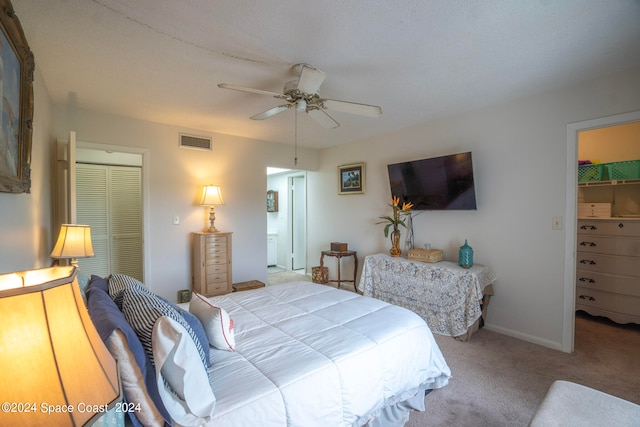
[564,111,640,352]
[266,168,307,278]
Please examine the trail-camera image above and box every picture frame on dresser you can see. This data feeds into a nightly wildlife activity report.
[0,0,35,194]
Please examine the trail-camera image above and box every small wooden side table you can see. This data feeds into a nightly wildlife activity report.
[320,250,358,292]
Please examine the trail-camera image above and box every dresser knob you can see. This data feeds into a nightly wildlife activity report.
[578,277,596,283]
[579,294,596,301]
[579,259,596,265]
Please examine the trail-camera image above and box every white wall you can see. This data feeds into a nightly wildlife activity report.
[52,107,319,301]
[306,67,640,350]
[0,68,54,273]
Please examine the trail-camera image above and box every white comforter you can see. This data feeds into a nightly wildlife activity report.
[196,282,450,427]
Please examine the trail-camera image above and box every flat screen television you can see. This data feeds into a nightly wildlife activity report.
[387,152,477,210]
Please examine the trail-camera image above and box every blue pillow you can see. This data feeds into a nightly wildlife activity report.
[86,285,171,426]
[159,296,211,365]
[87,275,109,293]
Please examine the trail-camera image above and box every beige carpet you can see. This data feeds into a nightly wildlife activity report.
[409,312,640,426]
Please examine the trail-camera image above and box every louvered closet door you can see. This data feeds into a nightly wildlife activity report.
[76,164,143,281]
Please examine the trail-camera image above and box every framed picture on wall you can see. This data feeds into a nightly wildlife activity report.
[267,190,278,212]
[338,163,365,195]
[0,1,35,194]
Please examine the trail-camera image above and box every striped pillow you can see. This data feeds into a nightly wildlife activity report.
[108,274,153,309]
[121,286,209,373]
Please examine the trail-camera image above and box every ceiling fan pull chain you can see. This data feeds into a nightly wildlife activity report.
[294,109,298,166]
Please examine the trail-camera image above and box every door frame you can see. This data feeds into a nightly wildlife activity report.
[563,110,640,353]
[76,141,151,285]
[289,173,307,271]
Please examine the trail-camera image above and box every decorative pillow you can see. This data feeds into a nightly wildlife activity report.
[152,316,216,425]
[87,275,109,293]
[121,287,209,372]
[189,291,235,351]
[105,329,166,427]
[158,296,210,365]
[85,283,171,426]
[108,273,154,309]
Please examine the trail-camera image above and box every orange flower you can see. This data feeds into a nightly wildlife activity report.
[377,196,413,237]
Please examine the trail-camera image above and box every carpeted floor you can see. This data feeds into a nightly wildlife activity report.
[408,312,640,426]
[267,269,312,285]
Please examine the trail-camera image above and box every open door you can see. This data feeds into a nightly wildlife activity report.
[54,131,77,231]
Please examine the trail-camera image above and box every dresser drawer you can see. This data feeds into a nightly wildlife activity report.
[576,286,640,317]
[576,235,640,256]
[205,281,229,296]
[205,263,227,277]
[576,252,640,276]
[578,219,640,237]
[205,237,228,253]
[576,270,640,297]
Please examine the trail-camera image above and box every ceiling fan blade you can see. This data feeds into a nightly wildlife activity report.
[308,108,340,129]
[322,99,382,118]
[250,104,292,120]
[296,65,326,95]
[218,83,285,99]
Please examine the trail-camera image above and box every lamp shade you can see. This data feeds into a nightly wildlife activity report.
[50,224,95,259]
[0,266,120,426]
[200,185,224,206]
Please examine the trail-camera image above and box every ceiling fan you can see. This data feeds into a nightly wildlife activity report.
[218,64,382,129]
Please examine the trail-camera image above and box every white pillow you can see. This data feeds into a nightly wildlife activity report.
[152,316,216,426]
[189,291,236,351]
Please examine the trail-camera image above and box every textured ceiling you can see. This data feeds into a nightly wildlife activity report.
[12,0,640,149]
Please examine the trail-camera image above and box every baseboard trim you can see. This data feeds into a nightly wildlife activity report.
[483,323,564,352]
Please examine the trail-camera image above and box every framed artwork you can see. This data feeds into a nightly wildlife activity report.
[0,0,35,194]
[338,163,365,195]
[267,190,278,212]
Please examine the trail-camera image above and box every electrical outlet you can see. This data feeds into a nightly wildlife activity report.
[172,215,180,225]
[552,216,562,230]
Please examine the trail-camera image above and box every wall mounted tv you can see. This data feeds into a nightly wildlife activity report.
[387,151,477,210]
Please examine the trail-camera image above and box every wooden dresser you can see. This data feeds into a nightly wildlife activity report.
[576,218,640,324]
[193,231,232,297]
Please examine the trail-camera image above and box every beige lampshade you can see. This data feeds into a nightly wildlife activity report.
[0,266,120,426]
[50,224,95,263]
[200,185,224,206]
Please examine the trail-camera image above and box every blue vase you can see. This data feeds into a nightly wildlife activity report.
[459,239,473,268]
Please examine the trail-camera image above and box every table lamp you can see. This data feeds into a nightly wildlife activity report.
[200,185,224,232]
[50,224,95,267]
[0,266,121,426]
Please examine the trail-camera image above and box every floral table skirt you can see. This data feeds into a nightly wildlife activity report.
[358,254,495,339]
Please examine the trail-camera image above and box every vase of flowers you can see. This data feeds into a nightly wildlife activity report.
[377,196,413,257]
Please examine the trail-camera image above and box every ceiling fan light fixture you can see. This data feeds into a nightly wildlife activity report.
[296,99,307,112]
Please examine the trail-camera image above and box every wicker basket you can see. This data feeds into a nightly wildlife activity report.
[407,248,443,263]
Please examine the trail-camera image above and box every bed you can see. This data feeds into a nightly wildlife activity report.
[86,274,451,427]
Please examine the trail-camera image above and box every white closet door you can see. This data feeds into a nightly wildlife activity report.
[76,164,143,280]
[110,166,143,280]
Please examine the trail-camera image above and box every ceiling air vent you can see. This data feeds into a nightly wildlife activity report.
[179,133,212,151]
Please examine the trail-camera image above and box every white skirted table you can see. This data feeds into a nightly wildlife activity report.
[358,253,495,340]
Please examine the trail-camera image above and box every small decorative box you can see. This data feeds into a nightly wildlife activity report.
[312,266,328,284]
[407,248,443,263]
[331,242,348,252]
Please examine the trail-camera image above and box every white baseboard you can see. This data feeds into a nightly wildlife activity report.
[483,323,565,352]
